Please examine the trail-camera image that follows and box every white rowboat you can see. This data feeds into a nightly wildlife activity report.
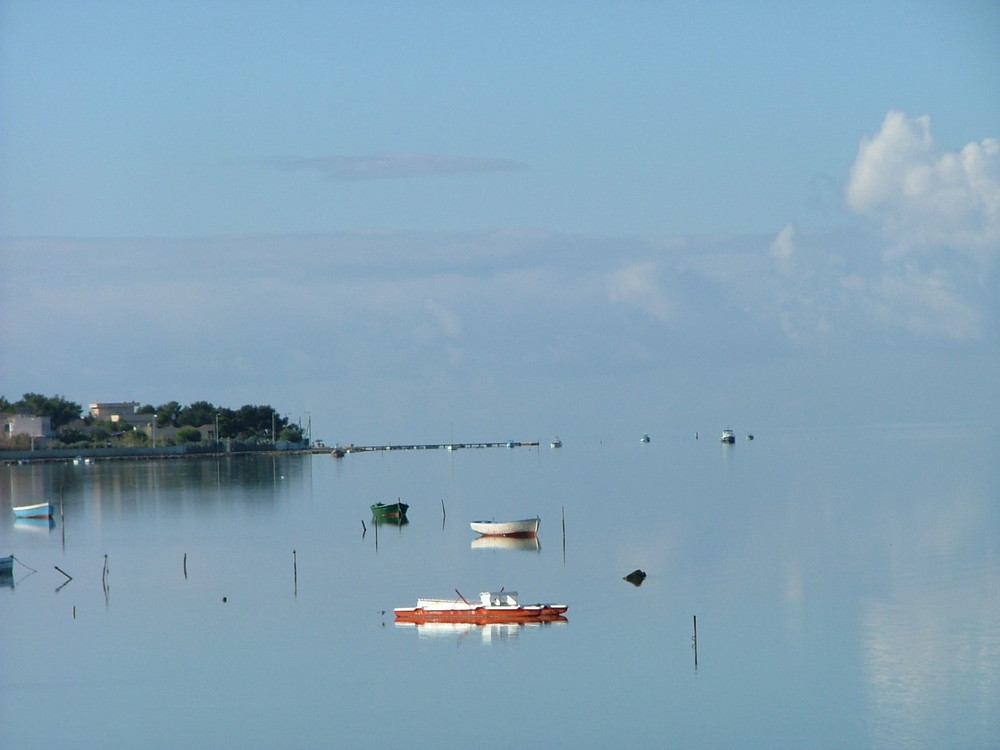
[469,517,540,537]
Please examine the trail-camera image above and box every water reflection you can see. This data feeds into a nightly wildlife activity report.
[14,517,56,533]
[2,454,310,509]
[862,580,1000,749]
[1,454,313,527]
[371,515,409,527]
[1,429,997,749]
[396,619,567,644]
[470,535,540,552]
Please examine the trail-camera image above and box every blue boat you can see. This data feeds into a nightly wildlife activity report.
[0,555,13,575]
[12,502,56,519]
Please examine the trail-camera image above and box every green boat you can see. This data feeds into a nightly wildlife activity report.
[371,501,409,520]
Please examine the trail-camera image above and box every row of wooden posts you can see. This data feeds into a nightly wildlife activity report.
[42,501,700,667]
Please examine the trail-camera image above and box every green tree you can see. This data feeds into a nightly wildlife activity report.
[122,430,149,447]
[155,401,182,428]
[232,404,285,440]
[179,401,217,427]
[14,393,82,429]
[214,407,236,439]
[175,426,202,443]
[279,425,303,443]
[89,427,111,443]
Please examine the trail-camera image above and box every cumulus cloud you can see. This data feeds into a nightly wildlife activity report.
[607,261,676,322]
[770,223,797,274]
[845,111,1000,267]
[865,264,982,340]
[268,153,527,181]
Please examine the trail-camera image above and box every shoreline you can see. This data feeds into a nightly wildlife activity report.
[1,446,329,465]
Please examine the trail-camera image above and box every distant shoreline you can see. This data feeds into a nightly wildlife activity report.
[1,446,329,465]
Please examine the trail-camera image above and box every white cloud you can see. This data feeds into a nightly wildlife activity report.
[770,223,797,274]
[607,261,676,322]
[869,264,982,341]
[845,111,1000,267]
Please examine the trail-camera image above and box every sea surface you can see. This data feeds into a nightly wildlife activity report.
[2,425,998,750]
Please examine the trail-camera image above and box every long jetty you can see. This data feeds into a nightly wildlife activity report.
[339,440,540,453]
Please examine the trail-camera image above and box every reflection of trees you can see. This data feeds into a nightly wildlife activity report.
[1,454,309,512]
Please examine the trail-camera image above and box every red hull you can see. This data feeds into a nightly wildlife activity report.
[394,605,567,624]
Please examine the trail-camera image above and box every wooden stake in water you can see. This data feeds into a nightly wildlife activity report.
[293,550,298,596]
[692,615,699,668]
[561,505,567,563]
[183,553,188,579]
[54,565,72,593]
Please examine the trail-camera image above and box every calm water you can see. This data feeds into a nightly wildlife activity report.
[2,426,998,750]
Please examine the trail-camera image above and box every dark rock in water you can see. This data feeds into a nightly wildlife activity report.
[624,569,647,586]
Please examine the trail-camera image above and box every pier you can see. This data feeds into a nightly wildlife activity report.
[339,440,540,453]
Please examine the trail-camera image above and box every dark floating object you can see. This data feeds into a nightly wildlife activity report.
[624,569,647,586]
[371,500,408,520]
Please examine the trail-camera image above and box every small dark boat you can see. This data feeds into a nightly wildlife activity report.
[371,501,408,519]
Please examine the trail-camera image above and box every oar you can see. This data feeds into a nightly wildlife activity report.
[455,588,470,604]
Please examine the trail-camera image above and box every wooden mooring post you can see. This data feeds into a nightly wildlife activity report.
[692,615,699,668]
[561,505,566,563]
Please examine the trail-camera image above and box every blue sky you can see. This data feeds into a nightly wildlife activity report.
[1,2,998,442]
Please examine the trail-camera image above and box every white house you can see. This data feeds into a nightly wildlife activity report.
[3,414,52,439]
[89,402,141,420]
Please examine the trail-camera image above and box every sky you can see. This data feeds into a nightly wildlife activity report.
[1,1,998,444]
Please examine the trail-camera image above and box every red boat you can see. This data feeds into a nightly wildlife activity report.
[394,590,567,624]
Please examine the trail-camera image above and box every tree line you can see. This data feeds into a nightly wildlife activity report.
[1,393,303,448]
